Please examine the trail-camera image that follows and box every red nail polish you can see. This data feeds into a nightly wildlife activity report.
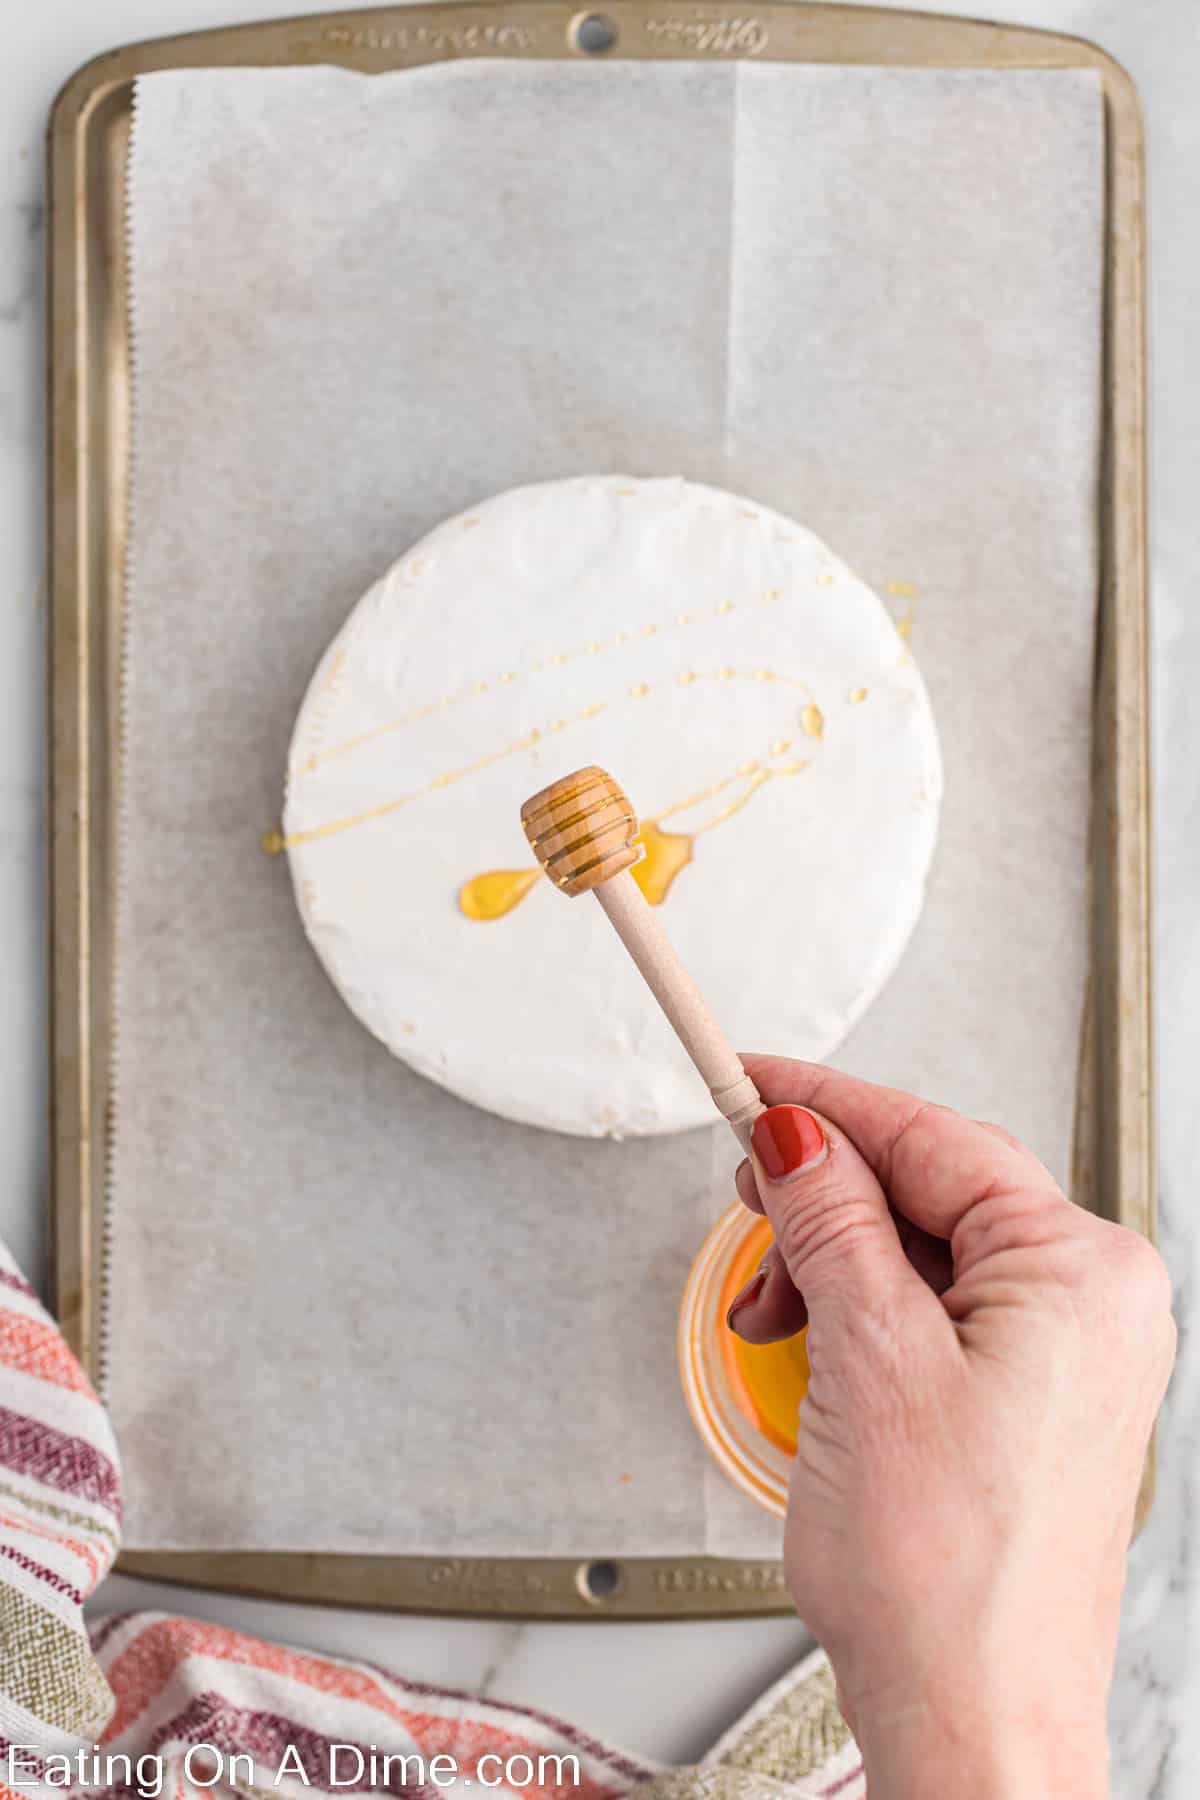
[751,1105,826,1181]
[726,1266,768,1328]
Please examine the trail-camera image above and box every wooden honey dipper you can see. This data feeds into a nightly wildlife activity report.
[521,766,766,1150]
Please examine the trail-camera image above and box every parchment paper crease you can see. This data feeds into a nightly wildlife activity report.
[112,60,1103,1556]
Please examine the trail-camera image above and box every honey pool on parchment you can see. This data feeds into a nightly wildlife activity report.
[719,1213,810,1457]
[886,580,918,646]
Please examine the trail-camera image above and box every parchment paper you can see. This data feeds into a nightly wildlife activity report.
[111,61,1103,1557]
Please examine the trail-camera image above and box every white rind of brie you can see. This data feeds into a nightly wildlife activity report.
[283,475,942,1138]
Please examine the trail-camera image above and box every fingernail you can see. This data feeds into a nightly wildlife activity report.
[751,1105,827,1181]
[726,1265,768,1328]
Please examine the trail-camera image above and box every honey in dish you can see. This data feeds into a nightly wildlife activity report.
[718,1214,810,1456]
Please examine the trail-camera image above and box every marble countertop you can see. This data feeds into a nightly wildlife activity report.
[3,0,1197,1791]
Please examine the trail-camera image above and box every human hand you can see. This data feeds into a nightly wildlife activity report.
[726,1057,1174,1800]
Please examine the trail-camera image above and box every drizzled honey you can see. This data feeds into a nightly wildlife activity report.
[457,751,809,921]
[718,1213,809,1456]
[630,820,693,905]
[457,820,694,920]
[263,576,906,885]
[457,866,542,921]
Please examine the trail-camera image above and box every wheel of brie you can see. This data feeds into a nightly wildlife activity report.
[282,476,942,1137]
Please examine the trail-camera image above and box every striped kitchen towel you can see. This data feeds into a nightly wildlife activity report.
[0,1247,120,1758]
[0,1241,863,1800]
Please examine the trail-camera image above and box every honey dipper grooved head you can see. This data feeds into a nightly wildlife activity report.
[521,766,640,897]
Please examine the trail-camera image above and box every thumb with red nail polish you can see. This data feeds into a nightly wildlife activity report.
[747,1103,915,1326]
[752,1104,828,1181]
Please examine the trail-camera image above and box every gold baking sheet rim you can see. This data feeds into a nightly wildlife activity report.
[46,1,1151,1620]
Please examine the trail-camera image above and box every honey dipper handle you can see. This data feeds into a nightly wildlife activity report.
[593,871,765,1152]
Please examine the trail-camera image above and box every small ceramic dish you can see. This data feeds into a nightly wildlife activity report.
[678,1201,810,1518]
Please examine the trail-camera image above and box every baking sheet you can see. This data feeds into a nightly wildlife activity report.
[113,55,1102,1559]
[47,3,1152,1617]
